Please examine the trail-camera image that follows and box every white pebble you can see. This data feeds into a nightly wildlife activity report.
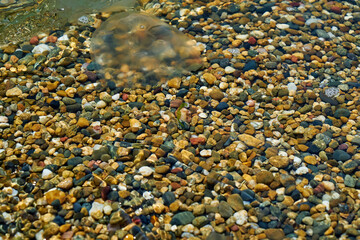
[32,44,51,54]
[219,82,228,89]
[305,18,322,26]
[287,82,297,91]
[0,116,8,123]
[229,87,242,96]
[200,149,212,157]
[143,191,154,200]
[89,202,104,215]
[41,169,54,180]
[112,93,120,101]
[235,34,249,40]
[295,166,309,175]
[96,100,107,108]
[322,181,335,191]
[39,115,52,124]
[278,151,288,157]
[250,121,263,130]
[138,166,154,177]
[199,113,207,118]
[276,187,285,195]
[224,66,235,74]
[35,230,44,240]
[103,205,113,215]
[250,30,265,39]
[234,210,248,225]
[277,23,290,29]
[58,35,69,41]
[293,156,302,166]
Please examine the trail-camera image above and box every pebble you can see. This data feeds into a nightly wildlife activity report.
[6,87,22,97]
[170,212,195,225]
[41,169,54,180]
[269,156,289,168]
[138,166,154,177]
[333,150,351,161]
[203,73,216,85]
[77,117,90,127]
[32,43,51,54]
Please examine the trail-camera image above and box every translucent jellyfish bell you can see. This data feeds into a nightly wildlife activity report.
[90,12,203,88]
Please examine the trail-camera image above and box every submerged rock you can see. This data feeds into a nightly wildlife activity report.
[90,12,202,88]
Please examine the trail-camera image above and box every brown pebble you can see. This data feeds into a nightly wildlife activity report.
[210,88,224,100]
[77,117,90,128]
[264,229,285,240]
[47,35,58,43]
[30,36,39,45]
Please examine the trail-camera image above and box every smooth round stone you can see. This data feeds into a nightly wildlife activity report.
[192,216,209,228]
[206,232,227,240]
[67,157,83,166]
[295,166,309,175]
[264,229,285,240]
[322,181,335,191]
[344,175,356,187]
[224,66,235,74]
[210,88,224,100]
[218,201,234,218]
[66,103,82,113]
[240,189,255,201]
[96,100,107,108]
[162,192,176,206]
[342,161,359,174]
[170,211,195,225]
[334,108,350,118]
[6,87,22,97]
[104,205,113,215]
[227,194,244,211]
[243,60,257,71]
[138,166,154,177]
[333,150,351,161]
[302,216,314,225]
[234,210,248,225]
[256,171,274,185]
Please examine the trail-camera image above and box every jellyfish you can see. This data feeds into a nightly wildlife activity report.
[90,12,203,88]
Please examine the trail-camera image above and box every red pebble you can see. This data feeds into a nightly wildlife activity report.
[93,125,102,134]
[122,93,129,101]
[289,2,300,7]
[231,225,240,231]
[60,137,68,142]
[37,161,45,167]
[171,167,183,173]
[291,55,298,63]
[101,186,111,200]
[248,37,257,45]
[170,99,183,108]
[170,182,181,190]
[331,6,341,14]
[30,36,39,45]
[313,183,325,194]
[190,137,206,145]
[132,217,141,224]
[47,35,58,43]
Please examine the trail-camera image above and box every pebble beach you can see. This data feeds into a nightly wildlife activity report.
[1,0,360,239]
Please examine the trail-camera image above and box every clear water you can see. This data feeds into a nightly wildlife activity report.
[0,0,138,44]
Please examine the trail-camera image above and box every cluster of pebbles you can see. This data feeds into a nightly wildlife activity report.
[1,0,360,239]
